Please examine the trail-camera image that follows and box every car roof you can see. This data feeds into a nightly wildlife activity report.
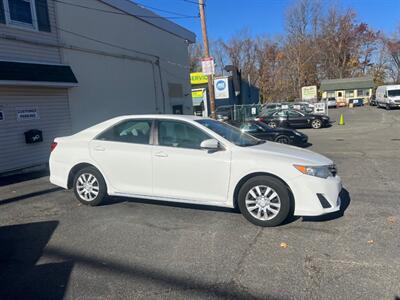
[109,114,205,122]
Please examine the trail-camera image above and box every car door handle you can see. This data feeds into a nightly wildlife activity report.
[155,152,168,158]
[94,146,106,151]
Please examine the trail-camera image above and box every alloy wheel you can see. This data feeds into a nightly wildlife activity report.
[312,119,322,129]
[76,173,100,201]
[245,185,281,221]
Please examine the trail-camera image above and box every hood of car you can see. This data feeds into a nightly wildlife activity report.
[247,141,332,166]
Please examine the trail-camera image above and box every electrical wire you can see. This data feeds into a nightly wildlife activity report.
[54,0,199,19]
[1,5,192,69]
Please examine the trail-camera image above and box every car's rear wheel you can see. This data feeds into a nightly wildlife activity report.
[275,135,290,144]
[268,121,277,128]
[311,119,322,129]
[73,167,107,206]
[238,176,291,227]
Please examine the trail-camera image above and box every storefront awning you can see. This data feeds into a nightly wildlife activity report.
[0,61,78,88]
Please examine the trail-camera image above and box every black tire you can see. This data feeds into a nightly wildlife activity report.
[238,175,291,227]
[311,119,322,129]
[267,121,277,128]
[73,166,107,206]
[275,135,291,145]
[386,104,391,110]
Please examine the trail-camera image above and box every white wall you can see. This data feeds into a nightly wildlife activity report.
[0,87,71,173]
[0,0,61,63]
[55,0,194,132]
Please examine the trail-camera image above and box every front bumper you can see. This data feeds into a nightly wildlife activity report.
[292,135,308,145]
[388,102,400,108]
[288,174,342,216]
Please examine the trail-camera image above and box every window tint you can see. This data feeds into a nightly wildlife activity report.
[158,120,210,149]
[97,120,152,145]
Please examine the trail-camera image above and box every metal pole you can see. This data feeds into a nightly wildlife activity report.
[199,0,216,119]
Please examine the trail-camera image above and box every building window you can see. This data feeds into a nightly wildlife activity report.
[327,91,335,98]
[345,90,354,98]
[3,0,37,29]
[357,89,364,96]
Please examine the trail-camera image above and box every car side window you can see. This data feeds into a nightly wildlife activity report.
[275,111,287,118]
[97,120,152,145]
[241,123,259,133]
[158,120,211,150]
[288,111,302,118]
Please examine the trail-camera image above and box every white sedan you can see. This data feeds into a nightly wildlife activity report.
[49,115,342,227]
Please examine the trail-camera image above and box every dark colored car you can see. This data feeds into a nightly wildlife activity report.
[227,120,308,146]
[349,98,364,107]
[258,109,330,129]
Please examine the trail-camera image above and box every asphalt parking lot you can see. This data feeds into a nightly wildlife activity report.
[1,106,399,300]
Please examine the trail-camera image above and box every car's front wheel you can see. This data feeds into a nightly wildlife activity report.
[73,167,107,206]
[311,119,322,129]
[238,176,291,227]
[275,135,290,144]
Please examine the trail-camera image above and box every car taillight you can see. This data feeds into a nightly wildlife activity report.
[50,142,58,152]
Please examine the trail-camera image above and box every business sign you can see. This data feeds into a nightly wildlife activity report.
[201,57,215,75]
[301,85,317,100]
[16,107,40,121]
[214,77,229,99]
[190,72,208,85]
[192,89,204,98]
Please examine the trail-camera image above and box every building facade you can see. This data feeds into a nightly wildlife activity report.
[320,77,374,105]
[0,0,195,174]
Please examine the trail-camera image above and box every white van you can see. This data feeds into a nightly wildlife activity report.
[376,85,400,110]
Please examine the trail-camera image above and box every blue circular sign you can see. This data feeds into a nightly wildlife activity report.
[216,80,226,91]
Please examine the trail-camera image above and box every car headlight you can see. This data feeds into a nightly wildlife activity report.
[294,165,333,178]
[294,131,302,136]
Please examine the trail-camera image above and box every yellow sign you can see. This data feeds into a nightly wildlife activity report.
[192,89,204,98]
[190,72,208,85]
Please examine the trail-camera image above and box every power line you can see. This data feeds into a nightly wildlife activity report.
[54,0,199,19]
[180,0,203,6]
[1,7,191,69]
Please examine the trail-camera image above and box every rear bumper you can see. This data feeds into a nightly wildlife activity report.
[288,174,342,216]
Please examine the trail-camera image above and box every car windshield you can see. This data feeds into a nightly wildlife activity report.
[388,90,400,97]
[196,119,263,147]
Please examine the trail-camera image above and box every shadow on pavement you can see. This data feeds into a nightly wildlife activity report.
[104,196,240,214]
[302,188,351,222]
[0,170,49,187]
[0,187,62,206]
[43,245,281,300]
[0,221,73,300]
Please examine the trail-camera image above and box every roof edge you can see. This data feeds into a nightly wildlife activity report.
[100,0,196,43]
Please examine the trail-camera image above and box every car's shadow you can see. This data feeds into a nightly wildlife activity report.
[104,196,240,214]
[103,188,351,224]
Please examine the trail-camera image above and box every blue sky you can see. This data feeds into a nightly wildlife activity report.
[136,0,400,41]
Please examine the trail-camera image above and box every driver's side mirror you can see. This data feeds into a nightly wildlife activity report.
[384,94,387,98]
[200,139,220,150]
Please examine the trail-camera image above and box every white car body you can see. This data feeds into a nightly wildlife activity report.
[50,115,341,217]
[376,85,400,109]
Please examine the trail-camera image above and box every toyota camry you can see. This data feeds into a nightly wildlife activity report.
[49,115,341,227]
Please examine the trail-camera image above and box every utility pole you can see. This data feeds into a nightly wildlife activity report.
[198,0,216,118]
